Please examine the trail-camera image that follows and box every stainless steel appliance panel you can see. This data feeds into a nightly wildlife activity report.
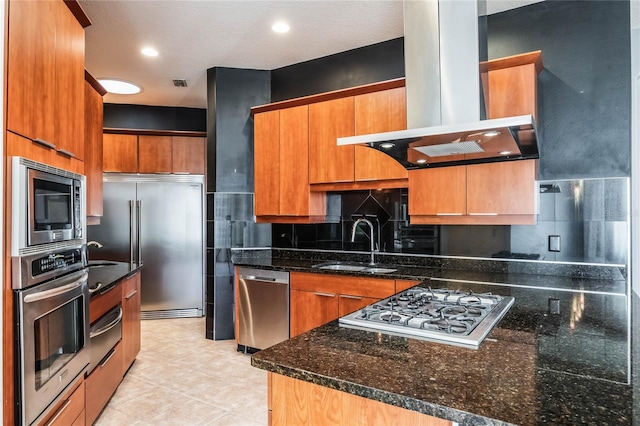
[87,181,137,263]
[238,268,289,350]
[88,305,122,374]
[137,181,204,312]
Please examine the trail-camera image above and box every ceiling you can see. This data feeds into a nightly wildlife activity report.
[81,0,545,109]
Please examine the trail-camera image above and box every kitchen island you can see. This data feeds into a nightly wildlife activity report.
[238,249,635,425]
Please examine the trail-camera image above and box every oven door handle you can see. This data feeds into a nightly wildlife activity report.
[23,271,88,303]
[90,307,123,338]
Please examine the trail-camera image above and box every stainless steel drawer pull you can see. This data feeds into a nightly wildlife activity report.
[90,308,123,338]
[44,399,72,426]
[340,295,362,300]
[100,348,117,368]
[469,212,498,216]
[57,148,75,158]
[33,138,56,150]
[125,289,138,300]
[436,213,463,216]
[314,292,336,298]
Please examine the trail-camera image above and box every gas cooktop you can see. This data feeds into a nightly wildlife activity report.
[338,286,514,349]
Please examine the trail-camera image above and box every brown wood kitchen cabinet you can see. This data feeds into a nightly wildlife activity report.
[121,272,141,375]
[36,377,85,426]
[85,72,106,220]
[289,272,395,337]
[85,340,124,425]
[408,51,542,225]
[309,97,356,184]
[254,106,326,223]
[6,0,86,170]
[354,87,408,183]
[103,133,206,174]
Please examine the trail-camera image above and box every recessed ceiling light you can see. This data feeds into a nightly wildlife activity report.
[483,130,501,137]
[416,159,427,164]
[141,47,159,57]
[272,22,290,33]
[98,79,142,95]
[379,142,395,149]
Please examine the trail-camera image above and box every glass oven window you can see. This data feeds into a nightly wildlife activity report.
[33,179,72,231]
[33,295,84,390]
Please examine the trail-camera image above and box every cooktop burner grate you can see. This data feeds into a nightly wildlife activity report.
[339,286,514,349]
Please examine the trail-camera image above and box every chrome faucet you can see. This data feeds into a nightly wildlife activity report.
[350,218,378,265]
[87,241,103,248]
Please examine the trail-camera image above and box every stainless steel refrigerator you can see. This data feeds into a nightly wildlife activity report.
[87,174,205,319]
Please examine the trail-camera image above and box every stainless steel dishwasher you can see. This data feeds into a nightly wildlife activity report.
[237,267,290,351]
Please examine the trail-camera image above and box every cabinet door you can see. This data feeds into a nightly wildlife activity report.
[54,0,85,160]
[84,80,104,217]
[280,105,311,216]
[409,166,467,216]
[254,110,280,216]
[338,295,379,317]
[38,379,85,426]
[6,0,57,144]
[138,135,172,173]
[172,136,206,174]
[309,97,355,184]
[290,289,338,337]
[466,160,537,215]
[85,341,124,425]
[103,134,138,172]
[354,87,408,182]
[122,273,141,374]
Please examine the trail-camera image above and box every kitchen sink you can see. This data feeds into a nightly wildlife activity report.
[312,262,397,274]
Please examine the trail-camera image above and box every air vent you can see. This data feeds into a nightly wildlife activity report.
[172,79,188,87]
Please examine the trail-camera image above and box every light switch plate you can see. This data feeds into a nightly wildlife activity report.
[548,235,561,252]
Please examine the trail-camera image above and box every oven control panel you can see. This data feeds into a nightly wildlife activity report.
[32,249,84,277]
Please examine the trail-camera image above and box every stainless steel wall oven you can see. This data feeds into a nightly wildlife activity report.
[13,244,90,425]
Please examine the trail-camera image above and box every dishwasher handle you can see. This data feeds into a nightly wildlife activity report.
[241,275,276,282]
[238,268,290,285]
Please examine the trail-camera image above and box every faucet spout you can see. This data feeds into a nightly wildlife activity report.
[350,218,377,265]
[87,241,103,248]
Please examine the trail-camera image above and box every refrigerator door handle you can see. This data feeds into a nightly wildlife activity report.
[129,200,135,264]
[137,200,143,265]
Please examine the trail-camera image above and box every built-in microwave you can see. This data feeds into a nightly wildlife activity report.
[11,157,86,255]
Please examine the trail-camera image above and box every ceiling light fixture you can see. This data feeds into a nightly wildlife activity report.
[141,47,159,57]
[98,78,142,95]
[272,22,290,33]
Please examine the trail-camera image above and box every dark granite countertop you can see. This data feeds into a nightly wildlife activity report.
[87,260,142,298]
[236,249,634,425]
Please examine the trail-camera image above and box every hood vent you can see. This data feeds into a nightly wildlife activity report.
[337,0,540,169]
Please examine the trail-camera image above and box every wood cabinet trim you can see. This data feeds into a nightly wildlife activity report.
[84,70,106,95]
[290,272,395,299]
[63,0,91,28]
[251,78,405,115]
[481,50,543,74]
[103,128,207,138]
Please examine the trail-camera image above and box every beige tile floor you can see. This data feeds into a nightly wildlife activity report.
[94,317,268,426]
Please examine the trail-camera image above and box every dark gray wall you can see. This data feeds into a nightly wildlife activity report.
[103,103,206,131]
[207,67,271,192]
[487,0,631,180]
[271,38,404,102]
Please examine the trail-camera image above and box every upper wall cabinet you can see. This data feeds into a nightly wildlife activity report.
[103,133,206,175]
[408,51,543,225]
[309,97,355,184]
[254,106,326,222]
[85,72,106,220]
[6,0,87,172]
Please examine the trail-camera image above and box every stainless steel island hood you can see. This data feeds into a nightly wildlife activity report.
[337,0,540,169]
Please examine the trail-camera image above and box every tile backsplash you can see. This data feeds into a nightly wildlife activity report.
[271,177,629,265]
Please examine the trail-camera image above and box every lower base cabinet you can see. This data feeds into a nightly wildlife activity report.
[268,372,452,426]
[122,272,141,374]
[37,377,85,426]
[85,340,124,425]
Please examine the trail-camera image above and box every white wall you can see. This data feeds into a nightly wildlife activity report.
[632,0,639,295]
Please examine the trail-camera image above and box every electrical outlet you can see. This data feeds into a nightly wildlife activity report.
[548,235,561,252]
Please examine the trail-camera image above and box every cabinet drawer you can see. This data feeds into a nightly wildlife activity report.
[90,283,122,324]
[37,378,85,426]
[290,272,395,299]
[85,340,124,425]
